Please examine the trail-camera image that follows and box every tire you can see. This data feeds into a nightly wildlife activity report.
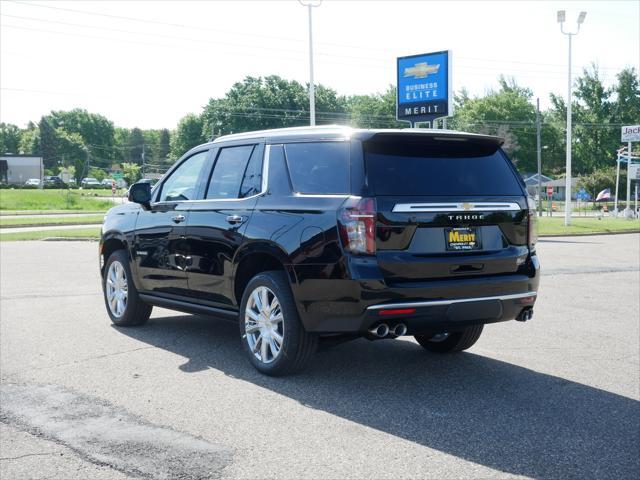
[239,271,318,376]
[102,249,152,327]
[414,324,484,353]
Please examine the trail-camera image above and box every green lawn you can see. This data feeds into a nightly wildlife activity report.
[0,190,114,211]
[538,216,640,236]
[0,215,104,227]
[0,227,101,241]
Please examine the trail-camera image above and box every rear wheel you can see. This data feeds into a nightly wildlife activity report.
[102,249,152,327]
[414,325,484,353]
[239,271,317,376]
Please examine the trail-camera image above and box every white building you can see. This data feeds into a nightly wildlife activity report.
[0,154,44,185]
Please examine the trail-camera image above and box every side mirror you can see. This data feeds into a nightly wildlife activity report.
[128,182,152,207]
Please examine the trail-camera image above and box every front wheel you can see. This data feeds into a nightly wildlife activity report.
[414,324,484,353]
[102,249,152,327]
[239,271,318,376]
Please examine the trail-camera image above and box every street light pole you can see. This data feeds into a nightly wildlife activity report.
[300,1,321,126]
[558,10,586,226]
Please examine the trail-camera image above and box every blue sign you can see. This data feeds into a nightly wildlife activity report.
[397,50,451,124]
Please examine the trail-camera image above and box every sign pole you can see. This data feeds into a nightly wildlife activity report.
[614,153,621,214]
[626,141,632,215]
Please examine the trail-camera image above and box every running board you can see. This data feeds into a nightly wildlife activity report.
[139,294,239,319]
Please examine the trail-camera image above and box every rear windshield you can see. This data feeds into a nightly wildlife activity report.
[364,141,523,196]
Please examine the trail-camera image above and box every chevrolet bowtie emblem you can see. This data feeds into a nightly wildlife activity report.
[403,62,440,79]
[461,203,473,210]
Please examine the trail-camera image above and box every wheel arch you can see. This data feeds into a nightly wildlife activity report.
[232,242,295,306]
[100,232,130,275]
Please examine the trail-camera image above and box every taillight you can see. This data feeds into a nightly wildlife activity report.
[337,197,376,255]
[527,197,538,248]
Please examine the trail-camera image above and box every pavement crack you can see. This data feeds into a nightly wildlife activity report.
[0,452,59,461]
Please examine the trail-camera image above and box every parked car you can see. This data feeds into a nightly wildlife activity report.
[44,176,65,187]
[100,126,540,376]
[24,178,41,186]
[81,177,102,189]
[102,178,116,187]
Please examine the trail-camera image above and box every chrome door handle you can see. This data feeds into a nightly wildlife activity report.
[226,215,245,224]
[171,214,186,223]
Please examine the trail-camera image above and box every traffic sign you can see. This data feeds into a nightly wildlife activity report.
[397,50,451,125]
[547,186,553,196]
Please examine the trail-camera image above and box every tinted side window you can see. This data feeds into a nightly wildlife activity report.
[206,145,254,199]
[284,142,349,194]
[266,145,292,196]
[158,150,208,202]
[239,146,263,198]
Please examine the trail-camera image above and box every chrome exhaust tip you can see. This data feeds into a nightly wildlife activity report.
[392,323,408,337]
[369,323,389,338]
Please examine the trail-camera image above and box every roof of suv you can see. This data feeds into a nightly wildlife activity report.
[209,125,504,146]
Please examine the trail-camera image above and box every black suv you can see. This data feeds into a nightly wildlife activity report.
[100,126,540,376]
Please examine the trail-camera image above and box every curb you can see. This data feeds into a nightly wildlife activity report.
[539,230,640,238]
[42,237,99,242]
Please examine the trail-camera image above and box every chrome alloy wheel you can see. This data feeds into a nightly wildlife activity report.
[244,286,284,364]
[106,260,128,317]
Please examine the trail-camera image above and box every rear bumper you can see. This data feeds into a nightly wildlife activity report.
[291,253,540,334]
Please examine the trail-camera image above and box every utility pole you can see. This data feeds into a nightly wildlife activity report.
[141,144,146,178]
[536,98,542,217]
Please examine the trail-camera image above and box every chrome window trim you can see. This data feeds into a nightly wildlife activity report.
[366,291,537,311]
[150,143,270,207]
[392,202,521,213]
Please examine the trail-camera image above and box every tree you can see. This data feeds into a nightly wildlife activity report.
[201,75,348,137]
[169,113,205,160]
[159,128,171,163]
[121,162,142,186]
[578,166,626,203]
[0,123,22,154]
[43,109,115,168]
[89,167,106,182]
[129,128,145,165]
[451,76,537,172]
[612,67,640,125]
[347,86,404,128]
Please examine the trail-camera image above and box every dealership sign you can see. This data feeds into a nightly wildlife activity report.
[397,50,452,124]
[621,125,640,142]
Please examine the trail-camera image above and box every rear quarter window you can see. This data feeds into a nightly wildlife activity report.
[284,142,349,194]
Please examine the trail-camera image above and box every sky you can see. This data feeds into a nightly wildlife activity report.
[1,0,639,130]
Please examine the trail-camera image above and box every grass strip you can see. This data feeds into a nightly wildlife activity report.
[0,190,114,211]
[0,227,101,241]
[538,216,640,236]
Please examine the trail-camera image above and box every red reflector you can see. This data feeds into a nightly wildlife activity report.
[378,308,416,316]
[515,296,536,304]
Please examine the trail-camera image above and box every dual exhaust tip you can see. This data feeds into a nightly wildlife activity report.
[369,323,407,338]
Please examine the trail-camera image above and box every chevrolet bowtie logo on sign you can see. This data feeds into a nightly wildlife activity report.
[403,62,440,79]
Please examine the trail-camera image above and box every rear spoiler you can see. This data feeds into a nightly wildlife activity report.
[355,129,504,147]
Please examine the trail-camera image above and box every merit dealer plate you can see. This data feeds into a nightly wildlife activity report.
[445,227,481,251]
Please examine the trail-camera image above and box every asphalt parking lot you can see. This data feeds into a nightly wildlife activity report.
[1,234,639,479]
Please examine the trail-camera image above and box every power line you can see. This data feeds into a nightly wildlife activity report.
[5,1,629,73]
